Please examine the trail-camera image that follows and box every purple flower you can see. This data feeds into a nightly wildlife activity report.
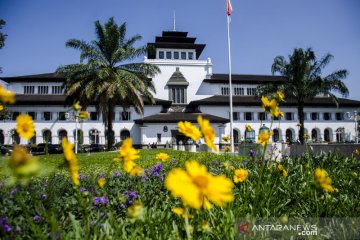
[123,191,138,205]
[93,196,109,206]
[80,187,86,193]
[119,204,126,209]
[151,163,164,178]
[47,232,59,240]
[78,173,86,180]
[98,173,106,178]
[33,215,40,222]
[10,188,18,195]
[249,150,257,158]
[91,221,96,226]
[113,172,121,178]
[0,217,11,232]
[171,160,177,165]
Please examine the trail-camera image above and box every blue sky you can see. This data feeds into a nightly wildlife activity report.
[1,0,359,99]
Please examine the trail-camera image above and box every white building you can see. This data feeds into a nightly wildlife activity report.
[1,30,359,147]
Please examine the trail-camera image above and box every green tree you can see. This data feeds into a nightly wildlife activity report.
[57,17,160,149]
[0,19,7,73]
[257,48,349,144]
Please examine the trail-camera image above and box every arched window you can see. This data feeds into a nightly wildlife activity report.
[285,129,293,143]
[73,129,84,145]
[43,130,52,144]
[336,128,345,143]
[58,130,68,142]
[29,131,36,145]
[273,129,280,142]
[245,129,255,142]
[233,129,240,143]
[324,129,331,142]
[311,129,318,141]
[0,130,4,145]
[120,129,130,141]
[89,129,100,144]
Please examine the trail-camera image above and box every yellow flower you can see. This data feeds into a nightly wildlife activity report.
[353,149,360,155]
[130,166,143,177]
[229,165,235,171]
[222,136,230,143]
[79,111,89,119]
[9,146,39,179]
[277,164,288,177]
[224,146,231,153]
[233,169,248,183]
[62,138,80,185]
[0,84,15,105]
[261,96,279,117]
[156,153,170,162]
[128,201,144,222]
[277,110,284,118]
[178,121,201,141]
[275,91,285,102]
[98,178,105,188]
[352,172,358,177]
[296,123,302,127]
[114,138,139,173]
[304,134,311,140]
[245,124,252,131]
[165,160,234,209]
[171,208,192,218]
[282,169,288,177]
[257,130,272,147]
[16,114,35,140]
[197,116,218,152]
[72,102,81,111]
[201,221,211,233]
[314,168,334,192]
[0,104,3,111]
[315,168,327,179]
[277,164,284,171]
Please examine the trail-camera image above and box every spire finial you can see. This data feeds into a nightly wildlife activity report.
[173,10,176,31]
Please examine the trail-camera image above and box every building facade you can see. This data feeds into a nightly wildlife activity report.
[1,30,359,147]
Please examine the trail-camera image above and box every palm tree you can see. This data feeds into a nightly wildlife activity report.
[57,17,160,149]
[257,48,349,144]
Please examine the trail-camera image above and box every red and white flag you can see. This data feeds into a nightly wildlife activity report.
[226,0,233,16]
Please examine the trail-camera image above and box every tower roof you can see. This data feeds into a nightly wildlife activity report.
[147,31,205,59]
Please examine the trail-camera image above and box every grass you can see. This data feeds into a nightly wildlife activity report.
[0,149,359,239]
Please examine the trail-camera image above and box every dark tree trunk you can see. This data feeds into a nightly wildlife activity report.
[298,101,305,144]
[106,103,115,150]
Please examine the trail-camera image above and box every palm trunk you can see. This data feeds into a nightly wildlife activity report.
[298,101,305,144]
[107,103,115,150]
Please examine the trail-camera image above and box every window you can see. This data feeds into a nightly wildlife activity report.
[58,112,67,121]
[323,112,332,120]
[38,86,49,94]
[51,86,62,94]
[170,87,186,104]
[188,52,194,60]
[233,112,240,121]
[24,86,34,94]
[12,112,20,120]
[159,51,164,59]
[244,112,253,121]
[174,52,179,59]
[27,112,37,120]
[336,112,344,121]
[166,51,172,59]
[303,113,307,120]
[246,88,256,96]
[89,112,98,121]
[181,52,186,59]
[311,112,318,121]
[234,87,244,96]
[258,112,267,121]
[43,112,52,121]
[221,87,229,96]
[285,112,293,120]
[157,133,161,143]
[121,111,131,121]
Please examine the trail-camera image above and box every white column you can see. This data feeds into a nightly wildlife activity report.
[140,126,147,145]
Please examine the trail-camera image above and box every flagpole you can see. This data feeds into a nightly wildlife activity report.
[226,14,234,153]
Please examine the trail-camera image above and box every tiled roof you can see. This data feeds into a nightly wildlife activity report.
[134,112,229,124]
[189,95,360,108]
[203,74,287,84]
